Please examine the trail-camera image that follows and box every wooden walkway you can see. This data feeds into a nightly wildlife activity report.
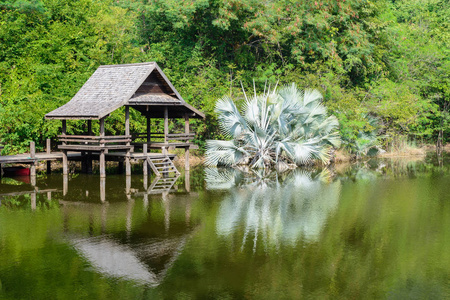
[0,139,180,178]
[0,151,176,165]
[0,152,81,164]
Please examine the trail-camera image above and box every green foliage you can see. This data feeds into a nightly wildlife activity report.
[0,0,143,153]
[0,0,449,154]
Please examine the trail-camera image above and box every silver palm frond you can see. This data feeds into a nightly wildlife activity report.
[206,83,341,169]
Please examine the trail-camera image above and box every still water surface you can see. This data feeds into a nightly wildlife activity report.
[0,157,449,299]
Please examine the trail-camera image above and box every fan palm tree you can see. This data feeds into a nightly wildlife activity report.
[205,83,341,169]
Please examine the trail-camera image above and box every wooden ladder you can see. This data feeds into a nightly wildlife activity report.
[147,176,179,194]
[146,156,181,177]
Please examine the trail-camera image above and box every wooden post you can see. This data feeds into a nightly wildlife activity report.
[185,169,190,193]
[125,155,131,176]
[143,193,148,209]
[143,143,148,176]
[31,191,36,211]
[30,141,36,177]
[125,106,130,138]
[46,138,51,174]
[146,116,151,144]
[100,151,106,178]
[100,118,106,178]
[164,107,168,144]
[87,119,93,173]
[81,151,87,173]
[100,118,105,137]
[46,138,51,154]
[125,106,131,176]
[126,196,134,239]
[143,173,148,190]
[62,120,67,144]
[100,177,106,203]
[31,172,36,187]
[184,114,190,171]
[63,174,68,196]
[126,175,131,194]
[87,120,92,135]
[62,120,68,175]
[163,192,170,233]
[87,155,93,174]
[62,150,68,175]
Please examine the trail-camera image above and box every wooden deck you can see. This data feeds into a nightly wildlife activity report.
[0,151,177,165]
[0,152,82,164]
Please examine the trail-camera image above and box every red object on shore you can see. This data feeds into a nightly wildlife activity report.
[2,166,31,176]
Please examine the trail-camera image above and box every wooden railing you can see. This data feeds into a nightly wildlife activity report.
[58,135,132,144]
[132,132,195,142]
[57,135,133,151]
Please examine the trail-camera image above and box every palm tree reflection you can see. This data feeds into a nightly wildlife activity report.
[206,168,341,249]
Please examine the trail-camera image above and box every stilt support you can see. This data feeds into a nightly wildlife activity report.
[46,138,51,174]
[100,150,106,178]
[125,151,131,176]
[62,150,68,175]
[185,147,190,171]
[143,144,148,176]
[30,141,36,177]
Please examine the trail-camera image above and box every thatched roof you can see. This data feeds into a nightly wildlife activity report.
[45,62,205,120]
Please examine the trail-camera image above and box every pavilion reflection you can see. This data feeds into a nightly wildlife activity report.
[0,171,195,286]
[59,185,196,286]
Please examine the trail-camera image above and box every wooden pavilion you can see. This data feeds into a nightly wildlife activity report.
[45,62,205,177]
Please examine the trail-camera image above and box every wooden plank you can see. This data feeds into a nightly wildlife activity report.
[167,133,195,137]
[99,139,132,144]
[58,145,133,151]
[58,135,131,140]
[0,189,60,197]
[59,138,131,144]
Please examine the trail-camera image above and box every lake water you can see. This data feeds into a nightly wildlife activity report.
[0,156,449,299]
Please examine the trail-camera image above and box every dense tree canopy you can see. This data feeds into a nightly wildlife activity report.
[0,0,448,154]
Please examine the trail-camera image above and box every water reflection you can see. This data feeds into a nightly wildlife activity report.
[206,168,341,247]
[70,234,188,286]
[0,172,183,207]
[0,158,449,298]
[0,171,195,286]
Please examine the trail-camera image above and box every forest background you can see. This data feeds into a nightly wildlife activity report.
[0,0,448,155]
